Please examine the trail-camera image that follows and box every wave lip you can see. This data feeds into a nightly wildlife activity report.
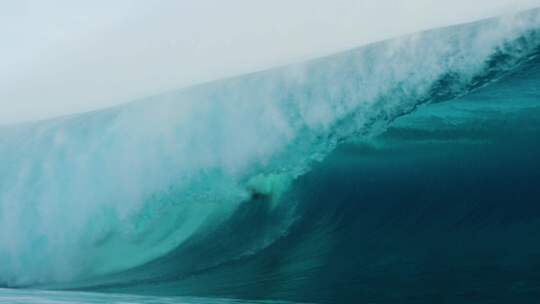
[1,8,540,287]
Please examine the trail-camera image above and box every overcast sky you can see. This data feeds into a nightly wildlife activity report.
[1,0,540,124]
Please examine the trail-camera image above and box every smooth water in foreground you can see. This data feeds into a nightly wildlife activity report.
[2,9,540,304]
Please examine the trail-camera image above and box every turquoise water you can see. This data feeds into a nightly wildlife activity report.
[1,8,540,304]
[0,289,303,304]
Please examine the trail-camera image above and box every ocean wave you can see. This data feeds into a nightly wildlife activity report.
[1,8,540,287]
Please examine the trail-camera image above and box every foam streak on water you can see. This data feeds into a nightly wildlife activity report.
[0,288,306,304]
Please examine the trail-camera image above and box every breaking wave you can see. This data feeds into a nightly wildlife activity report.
[1,9,540,299]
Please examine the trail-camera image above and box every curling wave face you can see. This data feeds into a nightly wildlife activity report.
[1,9,540,288]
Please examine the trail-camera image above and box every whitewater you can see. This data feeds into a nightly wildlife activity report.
[2,7,540,304]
